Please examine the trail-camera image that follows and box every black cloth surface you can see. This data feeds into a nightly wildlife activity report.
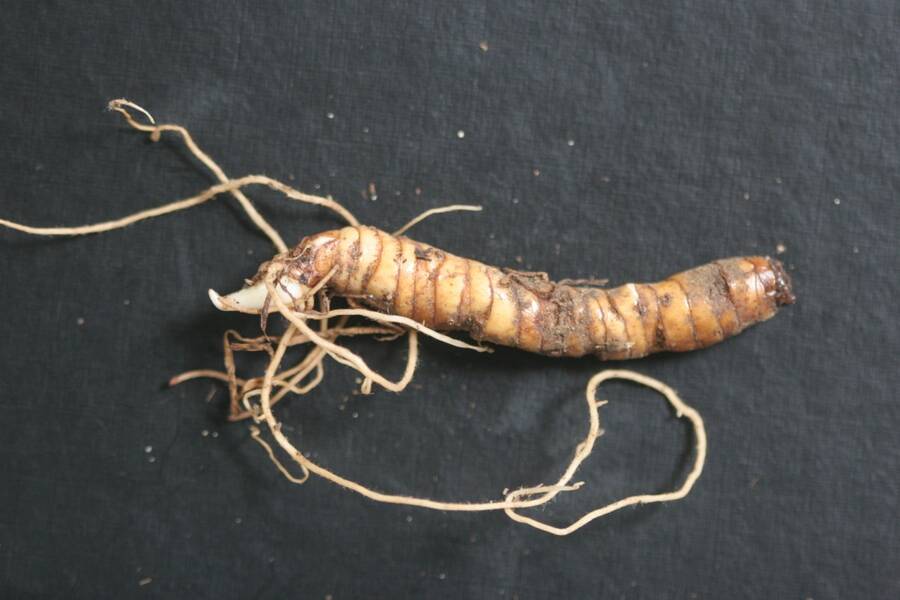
[1,2,898,598]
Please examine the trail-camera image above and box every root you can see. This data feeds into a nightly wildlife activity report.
[243,322,706,531]
[250,425,309,484]
[1,100,358,249]
[502,370,706,535]
[393,204,482,236]
[1,100,708,535]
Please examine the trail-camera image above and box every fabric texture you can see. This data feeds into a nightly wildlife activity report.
[0,2,898,598]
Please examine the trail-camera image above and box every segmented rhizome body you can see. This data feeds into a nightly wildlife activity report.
[218,225,795,360]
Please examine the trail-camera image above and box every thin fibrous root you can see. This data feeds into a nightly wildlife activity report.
[393,204,482,236]
[502,370,706,535]
[250,425,309,484]
[247,315,706,535]
[0,175,355,245]
[298,307,491,353]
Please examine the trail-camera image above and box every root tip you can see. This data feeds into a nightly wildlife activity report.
[209,288,228,311]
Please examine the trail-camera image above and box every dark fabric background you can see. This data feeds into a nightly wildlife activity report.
[1,2,898,598]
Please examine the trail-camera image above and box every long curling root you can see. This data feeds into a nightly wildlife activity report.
[237,318,706,534]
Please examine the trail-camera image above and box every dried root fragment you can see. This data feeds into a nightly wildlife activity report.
[210,225,793,360]
[0,100,795,534]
